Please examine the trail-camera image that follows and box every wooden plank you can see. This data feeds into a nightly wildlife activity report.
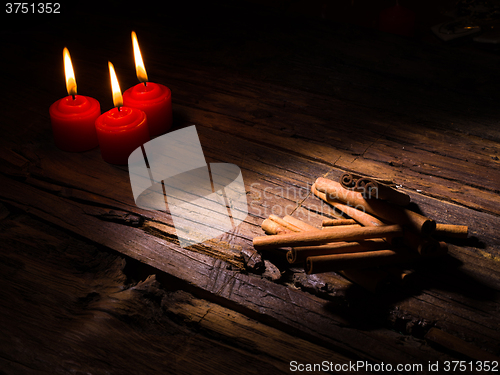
[1,215,356,374]
[166,290,355,372]
[2,149,500,363]
[424,328,500,362]
[1,104,499,353]
[0,173,456,365]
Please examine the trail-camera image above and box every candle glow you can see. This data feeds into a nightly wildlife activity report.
[108,61,123,108]
[123,31,172,137]
[50,48,101,152]
[132,31,148,83]
[63,47,77,96]
[96,60,149,164]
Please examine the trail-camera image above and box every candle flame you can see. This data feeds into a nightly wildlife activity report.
[63,47,77,96]
[131,31,148,83]
[108,61,123,108]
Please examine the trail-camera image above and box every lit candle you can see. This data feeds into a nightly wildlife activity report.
[95,62,149,165]
[123,31,172,138]
[49,48,101,152]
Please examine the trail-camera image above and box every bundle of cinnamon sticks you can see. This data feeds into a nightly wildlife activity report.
[252,174,468,292]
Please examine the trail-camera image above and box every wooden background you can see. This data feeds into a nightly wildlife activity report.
[1,1,499,374]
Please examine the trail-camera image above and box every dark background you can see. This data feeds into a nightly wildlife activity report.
[3,0,499,136]
[0,0,492,101]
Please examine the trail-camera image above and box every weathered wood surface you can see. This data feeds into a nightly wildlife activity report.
[1,211,354,374]
[1,2,500,373]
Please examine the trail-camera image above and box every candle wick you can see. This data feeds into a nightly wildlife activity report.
[117,106,121,112]
[143,81,148,87]
[72,94,76,100]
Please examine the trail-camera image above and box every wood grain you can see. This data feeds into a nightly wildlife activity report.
[1,3,500,372]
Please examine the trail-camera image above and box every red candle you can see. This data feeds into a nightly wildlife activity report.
[122,31,172,138]
[49,48,101,152]
[95,62,149,165]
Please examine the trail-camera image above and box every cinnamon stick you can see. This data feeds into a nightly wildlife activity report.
[355,178,411,206]
[312,185,386,227]
[340,172,394,189]
[287,238,386,264]
[385,267,416,287]
[322,224,361,230]
[434,223,468,239]
[261,218,294,235]
[267,214,302,232]
[392,230,441,255]
[314,178,435,235]
[252,224,403,250]
[306,244,447,274]
[282,215,318,232]
[340,172,364,189]
[267,213,405,292]
[322,218,358,226]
